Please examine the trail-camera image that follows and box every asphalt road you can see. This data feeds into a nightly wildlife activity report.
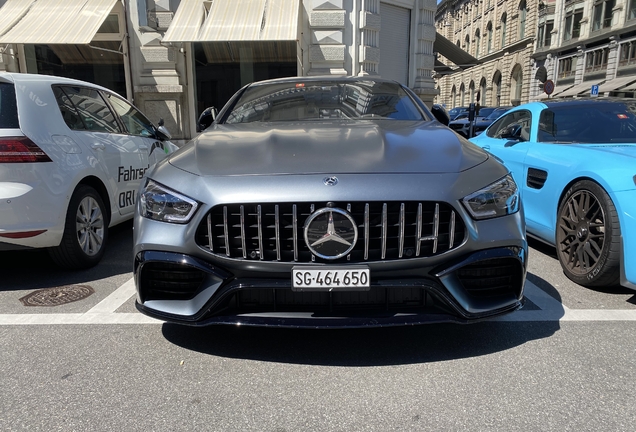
[1,222,635,431]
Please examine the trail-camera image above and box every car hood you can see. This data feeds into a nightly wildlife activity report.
[169,121,489,176]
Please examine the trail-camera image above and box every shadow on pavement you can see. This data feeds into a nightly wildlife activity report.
[162,311,561,367]
[0,221,134,291]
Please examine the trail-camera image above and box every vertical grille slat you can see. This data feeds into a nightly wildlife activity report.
[198,201,466,263]
[398,203,405,258]
[240,205,247,258]
[275,205,281,261]
[293,204,298,262]
[223,206,230,257]
[257,205,264,260]
[381,203,388,260]
[364,203,370,261]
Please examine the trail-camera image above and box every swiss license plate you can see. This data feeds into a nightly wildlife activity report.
[292,267,370,291]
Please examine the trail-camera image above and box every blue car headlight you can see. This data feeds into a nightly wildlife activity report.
[139,180,199,224]
[462,174,519,220]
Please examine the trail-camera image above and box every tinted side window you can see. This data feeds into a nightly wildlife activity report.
[105,93,155,137]
[53,86,85,130]
[59,86,120,133]
[0,82,19,129]
[539,104,636,143]
[487,110,532,140]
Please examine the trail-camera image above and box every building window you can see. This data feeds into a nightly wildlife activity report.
[585,47,610,72]
[519,1,527,39]
[460,84,466,106]
[511,64,523,104]
[558,56,577,79]
[629,0,636,21]
[465,35,470,53]
[452,86,457,107]
[537,21,554,48]
[475,29,481,57]
[592,0,615,31]
[501,13,507,48]
[619,41,636,66]
[563,9,584,41]
[487,22,493,53]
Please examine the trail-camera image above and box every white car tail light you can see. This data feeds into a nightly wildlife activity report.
[0,137,52,163]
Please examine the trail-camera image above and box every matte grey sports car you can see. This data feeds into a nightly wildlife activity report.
[133,77,527,328]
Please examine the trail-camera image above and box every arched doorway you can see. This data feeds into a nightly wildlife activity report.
[492,70,502,106]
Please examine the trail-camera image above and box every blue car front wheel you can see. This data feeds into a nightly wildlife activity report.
[556,180,621,288]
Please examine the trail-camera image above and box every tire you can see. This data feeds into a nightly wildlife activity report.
[555,180,621,287]
[49,185,109,269]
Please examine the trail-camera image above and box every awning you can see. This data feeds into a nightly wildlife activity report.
[549,84,574,97]
[598,75,636,92]
[433,32,480,69]
[434,59,459,76]
[163,0,300,43]
[621,82,636,92]
[555,80,604,98]
[0,0,118,45]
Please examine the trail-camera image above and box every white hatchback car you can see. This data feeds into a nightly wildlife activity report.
[0,72,177,268]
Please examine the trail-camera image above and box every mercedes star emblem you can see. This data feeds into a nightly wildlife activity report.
[323,176,338,186]
[304,207,357,260]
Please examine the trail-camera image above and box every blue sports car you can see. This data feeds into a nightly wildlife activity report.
[470,98,636,289]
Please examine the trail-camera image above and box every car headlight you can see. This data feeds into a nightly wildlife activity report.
[462,174,519,220]
[139,180,198,224]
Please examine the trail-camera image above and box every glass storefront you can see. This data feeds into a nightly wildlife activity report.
[193,41,297,115]
[23,42,126,97]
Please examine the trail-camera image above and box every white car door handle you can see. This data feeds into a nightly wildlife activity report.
[139,144,149,150]
[91,143,105,150]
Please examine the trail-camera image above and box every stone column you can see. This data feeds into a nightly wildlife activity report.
[413,0,438,106]
[358,0,380,76]
[308,0,347,76]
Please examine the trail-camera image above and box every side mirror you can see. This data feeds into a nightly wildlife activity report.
[155,118,171,141]
[431,104,450,126]
[196,106,218,132]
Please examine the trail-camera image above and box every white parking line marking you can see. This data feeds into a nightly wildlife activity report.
[87,277,137,314]
[0,280,635,325]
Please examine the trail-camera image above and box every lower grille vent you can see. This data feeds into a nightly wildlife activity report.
[456,258,523,298]
[140,262,206,302]
[195,201,466,263]
[216,286,443,315]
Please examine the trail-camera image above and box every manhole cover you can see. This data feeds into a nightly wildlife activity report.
[19,285,95,307]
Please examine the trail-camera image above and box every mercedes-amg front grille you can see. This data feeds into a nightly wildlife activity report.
[195,201,466,263]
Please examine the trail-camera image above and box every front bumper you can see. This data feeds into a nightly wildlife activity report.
[134,245,527,328]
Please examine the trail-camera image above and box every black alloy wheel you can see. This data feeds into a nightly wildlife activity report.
[556,180,621,287]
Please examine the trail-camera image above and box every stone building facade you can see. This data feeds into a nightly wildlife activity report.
[532,0,636,98]
[0,0,439,143]
[434,0,538,108]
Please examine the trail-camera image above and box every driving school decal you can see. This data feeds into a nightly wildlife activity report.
[117,165,149,208]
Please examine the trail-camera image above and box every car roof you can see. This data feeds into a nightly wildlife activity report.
[0,72,113,93]
[536,97,636,108]
[247,75,403,87]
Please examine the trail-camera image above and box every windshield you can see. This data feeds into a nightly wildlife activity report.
[486,108,509,120]
[539,102,636,143]
[223,81,426,124]
[477,107,496,117]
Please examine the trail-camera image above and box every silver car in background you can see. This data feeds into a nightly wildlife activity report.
[0,72,175,268]
[133,77,527,328]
